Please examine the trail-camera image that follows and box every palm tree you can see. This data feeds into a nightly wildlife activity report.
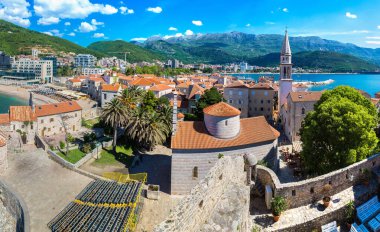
[118,86,143,109]
[101,98,128,150]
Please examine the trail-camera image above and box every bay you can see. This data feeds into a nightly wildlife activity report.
[0,93,28,114]
[230,73,380,97]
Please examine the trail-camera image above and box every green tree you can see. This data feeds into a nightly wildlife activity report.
[142,90,158,112]
[300,86,379,175]
[101,98,128,150]
[195,87,225,119]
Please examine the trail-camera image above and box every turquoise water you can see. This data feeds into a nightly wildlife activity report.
[230,74,380,97]
[0,93,28,114]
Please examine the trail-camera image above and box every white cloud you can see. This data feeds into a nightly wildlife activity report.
[91,19,104,26]
[266,21,275,25]
[64,22,71,26]
[296,30,369,37]
[282,8,289,13]
[346,12,357,19]
[147,7,162,13]
[43,29,63,37]
[192,20,203,26]
[366,36,380,40]
[93,33,105,38]
[185,30,194,36]
[163,33,183,39]
[169,27,178,31]
[377,26,380,30]
[37,16,60,25]
[131,38,147,42]
[34,0,118,21]
[78,22,97,32]
[0,0,31,27]
[68,32,75,36]
[366,41,380,45]
[246,23,251,27]
[120,6,134,15]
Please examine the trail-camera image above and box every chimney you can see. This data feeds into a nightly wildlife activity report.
[172,90,178,135]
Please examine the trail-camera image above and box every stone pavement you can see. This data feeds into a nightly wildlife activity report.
[251,185,363,231]
[1,145,92,232]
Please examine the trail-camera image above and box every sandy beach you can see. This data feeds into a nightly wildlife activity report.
[0,84,58,105]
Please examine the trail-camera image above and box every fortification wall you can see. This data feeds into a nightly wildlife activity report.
[156,156,251,232]
[257,153,380,208]
[0,179,29,232]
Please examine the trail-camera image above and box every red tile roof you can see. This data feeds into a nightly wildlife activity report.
[150,84,172,92]
[68,78,82,83]
[225,80,249,88]
[130,78,156,86]
[9,106,36,122]
[203,102,241,117]
[171,116,279,150]
[188,84,204,100]
[101,84,121,92]
[250,83,274,90]
[35,101,82,117]
[0,114,9,125]
[289,91,322,102]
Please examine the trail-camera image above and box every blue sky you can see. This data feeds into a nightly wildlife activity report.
[2,0,380,48]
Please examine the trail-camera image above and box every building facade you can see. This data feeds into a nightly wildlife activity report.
[74,54,97,68]
[11,58,54,83]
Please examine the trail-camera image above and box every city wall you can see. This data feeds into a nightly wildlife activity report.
[155,156,251,232]
[0,179,29,232]
[257,153,380,209]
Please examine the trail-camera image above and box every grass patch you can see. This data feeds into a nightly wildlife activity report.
[57,148,86,164]
[82,118,100,129]
[93,144,134,167]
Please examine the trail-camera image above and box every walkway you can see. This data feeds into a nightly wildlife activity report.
[1,145,92,232]
[251,184,374,231]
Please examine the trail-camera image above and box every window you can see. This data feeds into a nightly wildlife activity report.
[50,118,54,122]
[251,91,255,95]
[301,108,305,115]
[225,120,228,126]
[260,107,264,111]
[104,93,107,100]
[41,119,44,123]
[31,124,33,130]
[193,167,198,178]
[267,100,271,104]
[254,107,257,111]
[229,90,233,95]
[292,190,296,196]
[238,91,242,96]
[22,125,25,129]
[229,99,233,104]
[238,100,243,104]
[264,91,268,96]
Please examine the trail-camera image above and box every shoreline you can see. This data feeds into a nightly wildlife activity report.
[0,85,30,101]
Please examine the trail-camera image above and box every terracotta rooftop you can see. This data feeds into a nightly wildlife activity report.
[225,80,249,88]
[89,77,105,83]
[130,78,156,86]
[171,116,279,150]
[9,106,36,122]
[35,101,82,117]
[289,91,322,102]
[0,114,9,124]
[149,84,172,92]
[176,82,191,88]
[68,78,82,83]
[188,84,204,100]
[102,84,121,92]
[203,102,241,117]
[250,83,274,90]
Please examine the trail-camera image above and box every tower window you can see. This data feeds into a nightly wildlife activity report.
[301,108,305,115]
[225,120,228,126]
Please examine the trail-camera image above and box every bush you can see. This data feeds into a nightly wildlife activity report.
[345,200,355,224]
[82,143,92,153]
[271,196,287,216]
[184,113,198,121]
[84,132,96,143]
[67,133,75,144]
[218,153,224,159]
[59,141,66,150]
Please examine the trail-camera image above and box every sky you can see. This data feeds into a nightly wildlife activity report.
[2,0,380,48]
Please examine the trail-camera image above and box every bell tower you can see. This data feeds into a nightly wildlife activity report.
[279,30,293,115]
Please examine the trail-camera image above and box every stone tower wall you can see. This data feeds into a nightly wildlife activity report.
[204,114,240,139]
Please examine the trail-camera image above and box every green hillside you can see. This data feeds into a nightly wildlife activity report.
[0,19,104,57]
[87,40,164,63]
[248,51,380,72]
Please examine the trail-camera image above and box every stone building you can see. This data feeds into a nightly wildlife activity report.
[35,101,82,137]
[100,84,123,108]
[171,102,279,195]
[9,106,37,144]
[283,91,322,142]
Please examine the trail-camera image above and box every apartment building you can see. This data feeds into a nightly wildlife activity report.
[12,58,54,83]
[74,54,97,68]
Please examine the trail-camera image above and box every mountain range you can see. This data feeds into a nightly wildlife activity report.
[0,19,379,72]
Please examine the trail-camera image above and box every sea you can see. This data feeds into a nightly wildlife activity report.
[230,73,380,97]
[0,93,28,114]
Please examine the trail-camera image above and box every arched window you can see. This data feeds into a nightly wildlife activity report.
[225,120,228,126]
[301,108,305,115]
[193,167,198,178]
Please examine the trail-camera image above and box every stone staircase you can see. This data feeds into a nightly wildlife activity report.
[252,180,265,197]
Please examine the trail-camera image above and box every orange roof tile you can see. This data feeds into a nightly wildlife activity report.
[203,102,241,117]
[130,78,155,86]
[289,91,322,102]
[250,83,274,90]
[225,80,249,88]
[171,116,279,150]
[35,101,82,117]
[102,84,121,92]
[176,82,190,88]
[0,114,9,124]
[89,77,105,83]
[9,106,36,122]
[188,84,204,100]
[149,84,172,92]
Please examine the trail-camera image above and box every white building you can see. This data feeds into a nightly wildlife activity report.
[82,67,106,76]
[12,58,54,83]
[74,54,97,68]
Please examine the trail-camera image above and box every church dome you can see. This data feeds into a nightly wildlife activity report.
[203,102,241,139]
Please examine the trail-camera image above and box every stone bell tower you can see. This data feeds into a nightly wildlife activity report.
[279,30,293,120]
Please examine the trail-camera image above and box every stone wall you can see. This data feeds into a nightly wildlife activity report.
[155,156,251,232]
[0,179,29,232]
[171,140,277,195]
[257,153,380,209]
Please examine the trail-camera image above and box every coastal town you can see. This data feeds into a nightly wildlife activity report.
[0,29,379,232]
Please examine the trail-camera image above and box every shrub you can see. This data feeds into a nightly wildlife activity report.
[271,196,287,216]
[83,132,96,143]
[67,133,75,144]
[82,143,92,153]
[345,200,355,224]
[218,153,224,159]
[59,141,66,150]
